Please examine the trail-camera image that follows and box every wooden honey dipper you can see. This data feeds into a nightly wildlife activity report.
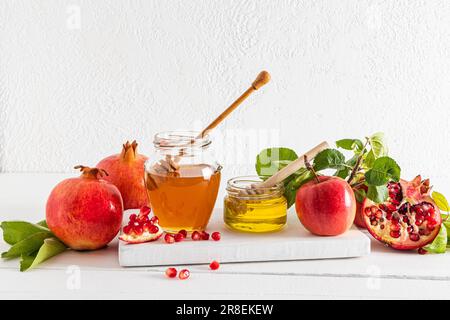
[242,141,329,195]
[158,71,271,173]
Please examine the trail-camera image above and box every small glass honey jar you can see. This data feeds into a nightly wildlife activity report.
[224,176,287,233]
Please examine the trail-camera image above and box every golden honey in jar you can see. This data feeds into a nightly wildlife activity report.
[224,176,287,233]
[144,131,221,233]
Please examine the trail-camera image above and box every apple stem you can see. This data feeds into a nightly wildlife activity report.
[304,155,321,183]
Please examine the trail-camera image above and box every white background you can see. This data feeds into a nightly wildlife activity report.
[1,0,450,191]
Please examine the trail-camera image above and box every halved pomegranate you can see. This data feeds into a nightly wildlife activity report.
[363,175,442,250]
[119,206,163,244]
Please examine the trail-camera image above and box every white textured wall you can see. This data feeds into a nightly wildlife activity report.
[1,1,450,190]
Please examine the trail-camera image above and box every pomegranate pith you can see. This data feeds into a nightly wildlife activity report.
[363,176,442,250]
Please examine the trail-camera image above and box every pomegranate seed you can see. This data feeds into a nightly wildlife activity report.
[415,219,423,226]
[386,213,393,220]
[211,232,221,241]
[140,206,151,216]
[129,214,137,221]
[364,207,372,217]
[201,232,210,240]
[407,226,414,233]
[142,222,152,232]
[174,233,184,242]
[390,223,400,232]
[137,216,148,224]
[178,230,187,238]
[409,233,420,242]
[375,210,383,219]
[165,267,177,278]
[386,204,397,212]
[371,206,378,214]
[134,225,143,235]
[164,233,175,244]
[179,269,190,280]
[380,224,385,230]
[418,248,427,255]
[209,260,220,270]
[123,225,132,235]
[390,230,401,238]
[150,216,159,224]
[149,225,160,234]
[191,231,202,241]
[371,220,377,226]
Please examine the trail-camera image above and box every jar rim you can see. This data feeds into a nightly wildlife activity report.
[226,175,284,199]
[153,131,211,149]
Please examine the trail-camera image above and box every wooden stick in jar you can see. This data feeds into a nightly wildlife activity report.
[154,71,271,174]
[197,71,271,139]
[244,141,329,195]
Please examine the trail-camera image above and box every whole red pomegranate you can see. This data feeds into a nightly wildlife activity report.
[363,175,441,250]
[295,176,356,236]
[97,141,148,210]
[46,166,124,250]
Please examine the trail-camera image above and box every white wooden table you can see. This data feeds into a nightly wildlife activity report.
[1,173,450,300]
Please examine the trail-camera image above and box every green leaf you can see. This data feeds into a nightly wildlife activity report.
[335,154,359,179]
[284,168,314,208]
[336,139,364,152]
[364,157,401,186]
[366,185,389,203]
[425,226,447,254]
[432,191,450,212]
[256,147,298,178]
[36,220,48,228]
[1,221,52,245]
[313,149,347,171]
[368,132,388,158]
[1,232,52,259]
[20,238,67,272]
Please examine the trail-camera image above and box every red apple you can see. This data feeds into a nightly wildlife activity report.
[295,176,356,236]
[46,166,124,250]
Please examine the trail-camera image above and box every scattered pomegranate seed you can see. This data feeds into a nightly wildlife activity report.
[211,232,221,241]
[201,231,210,240]
[418,248,428,255]
[191,231,202,241]
[179,269,190,280]
[209,260,220,270]
[140,206,151,216]
[165,267,177,278]
[129,214,137,221]
[150,216,159,224]
[164,233,175,244]
[123,225,132,235]
[178,230,187,238]
[174,233,184,242]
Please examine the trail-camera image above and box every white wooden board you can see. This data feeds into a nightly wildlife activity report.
[119,209,370,267]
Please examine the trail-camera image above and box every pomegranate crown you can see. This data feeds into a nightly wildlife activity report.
[120,140,139,162]
[74,165,109,179]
